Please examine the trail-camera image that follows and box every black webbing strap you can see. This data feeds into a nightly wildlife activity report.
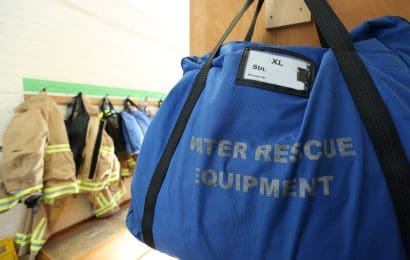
[141,0,257,248]
[244,0,264,41]
[315,23,329,48]
[304,0,410,256]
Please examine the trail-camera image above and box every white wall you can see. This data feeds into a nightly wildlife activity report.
[0,0,188,242]
[0,0,190,154]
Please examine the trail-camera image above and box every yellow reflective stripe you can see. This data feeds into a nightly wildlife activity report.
[98,112,104,119]
[101,146,113,151]
[30,239,46,251]
[43,198,55,204]
[46,144,71,154]
[16,232,32,239]
[95,188,126,217]
[37,221,47,241]
[100,149,113,155]
[127,158,136,166]
[44,187,79,200]
[0,196,19,212]
[94,188,126,217]
[113,188,126,202]
[47,144,70,149]
[95,199,115,212]
[32,217,47,241]
[77,180,109,192]
[30,218,47,251]
[94,201,117,217]
[2,184,42,210]
[46,147,70,151]
[108,171,120,183]
[43,183,79,202]
[43,182,78,193]
[120,168,130,177]
[99,194,109,205]
[10,184,43,198]
[15,239,30,246]
[111,170,120,177]
[96,196,105,208]
[100,146,114,154]
[15,233,32,245]
[45,148,71,154]
[108,177,118,183]
[94,192,121,216]
[77,185,105,192]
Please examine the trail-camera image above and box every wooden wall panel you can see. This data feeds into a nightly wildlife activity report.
[190,0,410,56]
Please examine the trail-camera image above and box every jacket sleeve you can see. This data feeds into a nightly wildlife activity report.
[41,97,78,204]
[1,105,47,210]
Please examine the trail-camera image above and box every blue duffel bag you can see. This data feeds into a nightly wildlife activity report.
[127,0,410,258]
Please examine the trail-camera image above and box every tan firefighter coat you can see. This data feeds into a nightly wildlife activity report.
[0,91,78,259]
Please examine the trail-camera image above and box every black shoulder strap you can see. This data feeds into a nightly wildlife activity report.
[141,0,258,248]
[304,0,410,255]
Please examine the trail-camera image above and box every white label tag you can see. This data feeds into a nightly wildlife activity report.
[241,49,312,91]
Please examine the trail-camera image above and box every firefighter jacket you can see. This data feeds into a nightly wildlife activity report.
[65,93,125,217]
[0,91,78,211]
[14,200,66,260]
[0,91,78,259]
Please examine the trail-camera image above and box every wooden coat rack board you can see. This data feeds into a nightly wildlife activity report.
[22,78,166,108]
[23,94,160,107]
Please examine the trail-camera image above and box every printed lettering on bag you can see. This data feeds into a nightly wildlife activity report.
[190,136,357,198]
[236,47,315,97]
[190,136,356,162]
[194,168,334,198]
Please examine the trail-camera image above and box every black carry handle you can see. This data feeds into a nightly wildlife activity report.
[244,0,264,41]
[243,0,329,48]
[141,0,410,255]
[141,0,260,248]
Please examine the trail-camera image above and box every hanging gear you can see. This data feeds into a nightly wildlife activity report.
[99,96,127,156]
[0,91,78,258]
[121,99,146,155]
[65,93,89,175]
[125,98,152,135]
[65,93,125,217]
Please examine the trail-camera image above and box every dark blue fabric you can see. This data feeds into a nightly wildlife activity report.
[121,111,144,155]
[127,16,410,259]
